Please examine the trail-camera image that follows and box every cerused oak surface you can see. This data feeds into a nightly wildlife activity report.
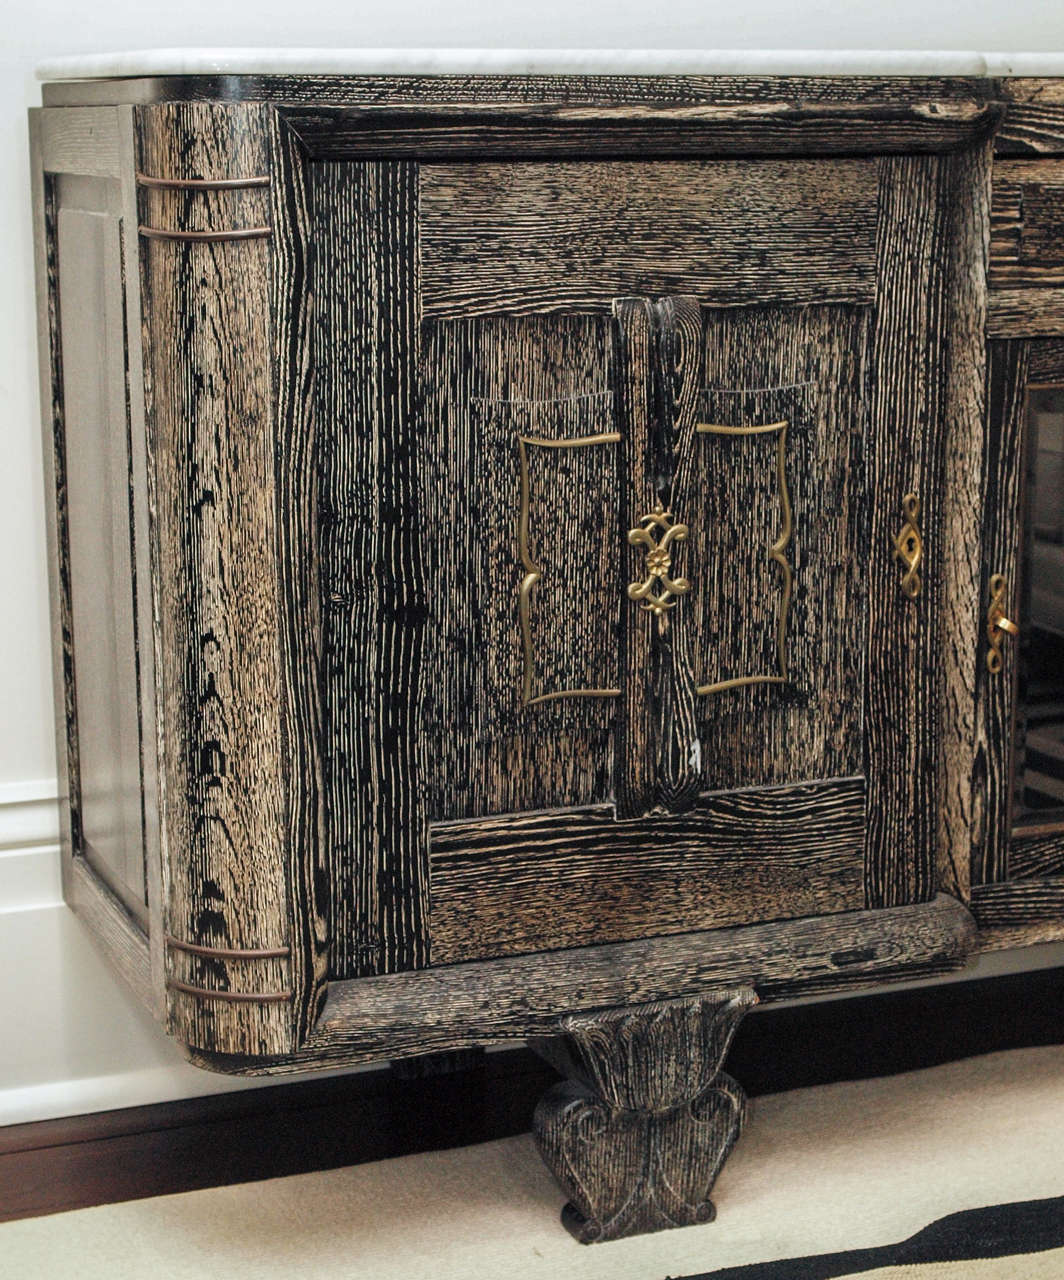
[27,73,1064,1075]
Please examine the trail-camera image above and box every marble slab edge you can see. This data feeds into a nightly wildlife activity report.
[36,48,1064,82]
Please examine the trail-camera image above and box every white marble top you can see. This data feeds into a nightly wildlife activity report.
[36,48,1064,81]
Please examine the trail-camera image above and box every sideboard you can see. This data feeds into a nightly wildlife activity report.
[29,53,1064,1242]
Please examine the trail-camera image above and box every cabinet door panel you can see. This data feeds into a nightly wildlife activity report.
[317,155,958,973]
[689,305,869,792]
[420,314,620,824]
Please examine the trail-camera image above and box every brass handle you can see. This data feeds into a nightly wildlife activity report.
[986,573,1019,674]
[892,493,923,599]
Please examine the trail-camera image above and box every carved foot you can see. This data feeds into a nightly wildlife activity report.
[530,989,757,1244]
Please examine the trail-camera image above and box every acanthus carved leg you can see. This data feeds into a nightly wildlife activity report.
[530,989,757,1244]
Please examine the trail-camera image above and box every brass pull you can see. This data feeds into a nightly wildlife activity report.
[627,506,691,617]
[986,573,1020,674]
[892,493,924,599]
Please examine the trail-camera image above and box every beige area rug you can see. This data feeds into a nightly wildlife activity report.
[0,1044,1061,1280]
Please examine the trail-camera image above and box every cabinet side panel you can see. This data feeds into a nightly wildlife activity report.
[314,161,429,979]
[138,102,295,1054]
[56,193,146,921]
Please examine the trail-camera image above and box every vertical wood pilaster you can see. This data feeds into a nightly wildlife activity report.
[865,156,952,909]
[316,161,429,978]
[613,296,702,818]
[138,102,295,1055]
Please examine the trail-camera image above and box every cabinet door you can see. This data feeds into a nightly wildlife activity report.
[974,340,1064,935]
[317,156,961,974]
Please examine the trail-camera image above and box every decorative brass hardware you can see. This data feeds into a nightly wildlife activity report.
[166,979,292,1003]
[139,225,273,242]
[986,573,1020,674]
[627,507,692,617]
[136,172,271,190]
[165,934,291,960]
[518,432,622,707]
[693,419,792,696]
[892,493,924,599]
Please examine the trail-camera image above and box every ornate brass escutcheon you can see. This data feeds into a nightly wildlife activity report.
[892,492,924,600]
[627,506,691,617]
[986,573,1020,674]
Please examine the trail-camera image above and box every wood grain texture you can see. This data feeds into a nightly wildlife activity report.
[998,82,1064,156]
[429,778,866,963]
[418,315,618,830]
[185,895,976,1072]
[692,305,869,793]
[990,160,1064,288]
[651,296,703,813]
[988,288,1064,336]
[612,296,702,818]
[284,99,1002,162]
[137,102,294,1055]
[531,991,755,1243]
[268,114,329,1038]
[314,161,428,980]
[972,341,1029,887]
[1010,827,1064,879]
[971,878,1064,928]
[935,141,993,904]
[864,156,951,909]
[1027,337,1064,380]
[420,160,877,317]
[39,106,121,176]
[44,73,1000,110]
[612,298,657,819]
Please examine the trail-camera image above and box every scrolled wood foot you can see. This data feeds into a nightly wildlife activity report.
[530,989,757,1244]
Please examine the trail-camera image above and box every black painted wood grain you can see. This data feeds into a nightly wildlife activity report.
[282,99,1002,162]
[613,297,658,819]
[864,156,952,910]
[1010,828,1064,880]
[418,314,619,830]
[532,991,755,1243]
[973,341,1030,888]
[429,778,866,963]
[196,895,979,1072]
[44,73,1000,111]
[692,306,869,793]
[419,160,877,317]
[314,161,428,980]
[137,102,295,1055]
[268,114,329,1039]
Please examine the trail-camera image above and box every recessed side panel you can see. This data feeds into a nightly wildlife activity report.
[55,176,147,924]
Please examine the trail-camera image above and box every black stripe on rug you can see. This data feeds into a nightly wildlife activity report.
[676,1195,1064,1280]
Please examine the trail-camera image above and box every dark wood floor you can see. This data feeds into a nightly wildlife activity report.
[2,967,1061,1224]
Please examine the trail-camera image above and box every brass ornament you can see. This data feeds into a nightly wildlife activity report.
[986,573,1020,674]
[517,432,622,707]
[693,419,792,695]
[627,507,692,617]
[892,493,924,600]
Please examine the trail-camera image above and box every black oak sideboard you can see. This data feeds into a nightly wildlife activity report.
[29,63,1064,1242]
